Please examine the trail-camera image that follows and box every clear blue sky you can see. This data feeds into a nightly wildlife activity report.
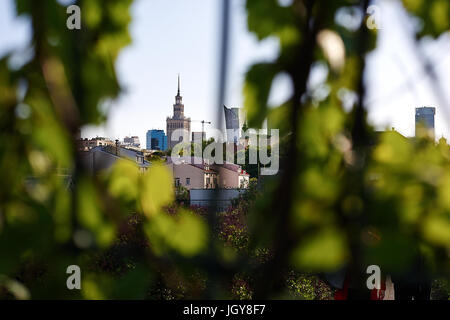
[1,0,449,145]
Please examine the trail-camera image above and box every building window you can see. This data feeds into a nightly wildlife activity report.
[206,177,210,186]
[186,178,190,186]
[175,178,180,187]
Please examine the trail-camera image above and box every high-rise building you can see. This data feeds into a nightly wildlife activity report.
[166,75,191,149]
[146,129,167,151]
[224,105,240,144]
[415,107,435,138]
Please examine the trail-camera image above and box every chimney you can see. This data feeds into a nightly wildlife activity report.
[115,139,119,156]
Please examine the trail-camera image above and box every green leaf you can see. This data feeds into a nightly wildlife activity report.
[423,213,450,247]
[246,0,296,41]
[291,228,348,271]
[145,210,208,257]
[107,159,140,202]
[139,164,174,217]
[77,177,103,230]
[0,276,30,300]
[402,0,450,37]
[77,176,115,248]
[373,131,413,166]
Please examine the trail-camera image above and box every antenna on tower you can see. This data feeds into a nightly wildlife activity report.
[177,73,180,96]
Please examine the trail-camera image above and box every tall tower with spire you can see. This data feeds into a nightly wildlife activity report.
[166,75,191,149]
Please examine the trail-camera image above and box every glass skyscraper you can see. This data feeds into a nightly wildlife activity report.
[224,105,240,144]
[146,129,167,151]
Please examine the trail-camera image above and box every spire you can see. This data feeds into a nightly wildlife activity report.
[174,74,183,106]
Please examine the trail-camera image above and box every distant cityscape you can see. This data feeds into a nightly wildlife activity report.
[79,76,247,153]
[77,76,251,208]
[76,75,437,208]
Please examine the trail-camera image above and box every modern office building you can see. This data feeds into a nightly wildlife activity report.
[415,107,436,138]
[224,105,240,144]
[146,129,167,151]
[166,75,191,149]
[224,106,248,144]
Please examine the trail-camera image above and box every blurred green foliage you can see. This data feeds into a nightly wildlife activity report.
[243,0,449,298]
[402,0,450,37]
